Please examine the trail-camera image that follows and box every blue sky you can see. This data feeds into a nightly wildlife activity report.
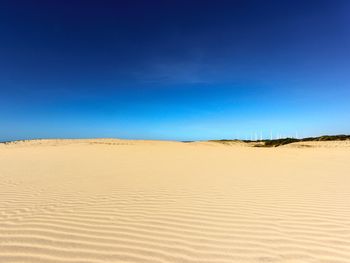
[1,0,349,141]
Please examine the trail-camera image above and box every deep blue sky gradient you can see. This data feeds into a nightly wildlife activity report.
[1,0,349,141]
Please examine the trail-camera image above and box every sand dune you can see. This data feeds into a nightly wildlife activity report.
[1,139,350,263]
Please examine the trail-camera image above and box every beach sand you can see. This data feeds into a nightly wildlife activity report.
[1,139,350,263]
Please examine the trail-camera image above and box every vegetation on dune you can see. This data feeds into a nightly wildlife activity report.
[209,139,242,144]
[211,135,350,147]
[301,135,350,141]
[259,138,300,147]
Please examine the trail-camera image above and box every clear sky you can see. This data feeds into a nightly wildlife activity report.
[1,0,349,141]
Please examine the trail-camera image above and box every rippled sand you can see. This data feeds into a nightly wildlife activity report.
[1,139,349,263]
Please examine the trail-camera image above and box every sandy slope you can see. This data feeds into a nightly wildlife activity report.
[0,139,350,263]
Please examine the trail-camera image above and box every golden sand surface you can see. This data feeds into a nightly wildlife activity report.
[1,139,350,263]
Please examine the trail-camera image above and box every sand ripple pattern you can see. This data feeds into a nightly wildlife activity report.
[1,139,350,263]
